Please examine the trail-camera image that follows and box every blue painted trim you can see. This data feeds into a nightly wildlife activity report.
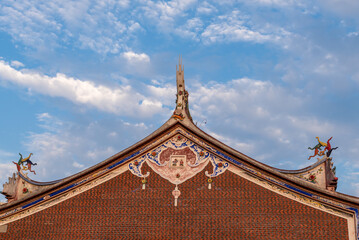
[22,198,44,209]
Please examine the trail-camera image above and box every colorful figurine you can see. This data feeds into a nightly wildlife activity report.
[324,137,338,157]
[12,153,37,175]
[308,137,338,160]
[308,138,324,160]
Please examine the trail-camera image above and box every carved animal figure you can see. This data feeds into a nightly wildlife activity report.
[308,142,324,160]
[308,148,321,160]
[308,137,339,160]
[325,137,338,157]
[13,153,37,175]
[316,137,327,147]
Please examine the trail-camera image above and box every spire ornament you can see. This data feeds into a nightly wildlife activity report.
[172,55,192,122]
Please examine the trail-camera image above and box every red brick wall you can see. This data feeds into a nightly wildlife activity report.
[0,164,348,239]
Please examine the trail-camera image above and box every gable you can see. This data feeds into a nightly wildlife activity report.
[0,124,358,239]
[0,162,350,239]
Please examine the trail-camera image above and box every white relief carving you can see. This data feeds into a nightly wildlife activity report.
[146,147,209,185]
[172,185,181,207]
[128,136,212,186]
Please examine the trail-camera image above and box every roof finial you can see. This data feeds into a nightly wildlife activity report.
[172,56,193,122]
[178,54,182,71]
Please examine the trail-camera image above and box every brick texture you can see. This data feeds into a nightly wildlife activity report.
[0,164,348,239]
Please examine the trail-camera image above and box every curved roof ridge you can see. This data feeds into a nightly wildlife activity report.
[18,171,63,186]
[179,118,359,204]
[274,157,328,174]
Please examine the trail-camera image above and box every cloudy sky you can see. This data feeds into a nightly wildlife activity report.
[1,0,359,202]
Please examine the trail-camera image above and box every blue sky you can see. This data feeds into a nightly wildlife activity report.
[1,0,359,202]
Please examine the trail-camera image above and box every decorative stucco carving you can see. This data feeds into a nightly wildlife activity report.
[128,134,228,205]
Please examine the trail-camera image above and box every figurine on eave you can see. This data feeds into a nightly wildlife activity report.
[324,137,338,157]
[308,137,338,160]
[308,137,325,160]
[12,153,37,175]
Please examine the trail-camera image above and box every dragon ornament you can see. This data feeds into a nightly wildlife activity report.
[12,153,37,175]
[308,137,338,191]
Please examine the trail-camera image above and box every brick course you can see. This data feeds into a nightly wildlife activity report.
[0,164,348,239]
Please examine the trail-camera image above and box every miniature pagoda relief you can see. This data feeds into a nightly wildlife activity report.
[1,59,359,240]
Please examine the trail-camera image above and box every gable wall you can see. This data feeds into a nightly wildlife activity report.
[0,163,348,240]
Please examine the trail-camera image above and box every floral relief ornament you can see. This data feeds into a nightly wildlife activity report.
[298,167,323,184]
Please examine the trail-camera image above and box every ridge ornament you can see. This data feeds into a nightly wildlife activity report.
[12,153,37,175]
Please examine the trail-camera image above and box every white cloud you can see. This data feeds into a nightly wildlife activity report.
[72,161,85,169]
[122,51,150,63]
[36,112,64,132]
[248,0,296,6]
[0,0,298,54]
[313,53,339,75]
[348,32,359,37]
[317,0,359,20]
[27,132,70,158]
[201,10,285,44]
[0,149,16,158]
[0,0,134,55]
[138,1,290,44]
[37,112,51,121]
[0,162,15,202]
[147,0,196,19]
[264,127,290,144]
[197,1,217,14]
[10,60,25,68]
[205,130,255,154]
[78,35,122,54]
[19,112,155,182]
[0,150,18,201]
[188,77,350,170]
[128,21,143,33]
[108,131,118,137]
[287,116,335,136]
[0,60,164,117]
[175,18,204,40]
[87,147,115,160]
[141,0,197,31]
[147,84,176,106]
[192,77,303,116]
[203,26,271,43]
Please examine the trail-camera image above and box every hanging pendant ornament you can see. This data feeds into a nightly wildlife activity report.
[142,178,147,190]
[172,185,181,206]
[207,178,213,189]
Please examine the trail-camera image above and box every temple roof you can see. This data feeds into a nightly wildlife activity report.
[1,59,358,202]
[1,60,359,239]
